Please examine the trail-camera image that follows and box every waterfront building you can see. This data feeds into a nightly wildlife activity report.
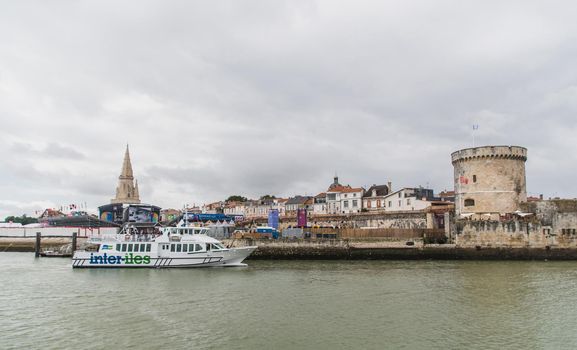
[313,193,327,215]
[339,187,365,214]
[383,188,436,211]
[323,176,364,214]
[203,201,224,214]
[451,145,527,217]
[223,201,246,217]
[362,183,392,211]
[326,176,348,214]
[438,190,456,202]
[111,145,140,205]
[285,196,313,216]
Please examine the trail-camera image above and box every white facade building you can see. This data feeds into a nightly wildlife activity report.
[339,188,365,214]
[383,188,435,211]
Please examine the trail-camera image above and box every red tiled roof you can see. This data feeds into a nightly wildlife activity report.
[340,187,364,193]
[327,185,352,192]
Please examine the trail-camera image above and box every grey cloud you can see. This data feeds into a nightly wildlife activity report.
[10,142,85,160]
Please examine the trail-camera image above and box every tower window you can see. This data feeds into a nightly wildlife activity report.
[464,199,475,207]
[473,175,477,183]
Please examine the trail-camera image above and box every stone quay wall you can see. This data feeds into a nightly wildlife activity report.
[454,200,577,248]
[226,239,577,260]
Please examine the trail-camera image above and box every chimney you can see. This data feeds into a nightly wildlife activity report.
[387,181,392,192]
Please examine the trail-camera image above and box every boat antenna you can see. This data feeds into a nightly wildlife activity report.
[183,204,188,227]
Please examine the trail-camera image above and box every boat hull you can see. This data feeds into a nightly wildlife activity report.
[72,246,257,268]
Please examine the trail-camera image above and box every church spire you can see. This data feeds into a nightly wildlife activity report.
[119,144,134,179]
[111,144,141,204]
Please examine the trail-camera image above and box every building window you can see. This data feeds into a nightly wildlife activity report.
[377,200,381,207]
[367,201,371,208]
[352,200,358,207]
[398,193,401,198]
[464,198,475,207]
[473,175,477,183]
[407,199,410,205]
[344,201,349,208]
[388,201,392,207]
[398,200,401,207]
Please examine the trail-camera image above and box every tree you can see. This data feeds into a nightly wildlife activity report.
[3,214,38,225]
[260,195,276,200]
[226,195,248,203]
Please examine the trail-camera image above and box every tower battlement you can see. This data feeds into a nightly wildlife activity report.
[451,146,527,164]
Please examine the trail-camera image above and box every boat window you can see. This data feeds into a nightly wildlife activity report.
[170,244,175,252]
[195,244,203,252]
[182,244,187,252]
[189,244,194,252]
[140,244,146,252]
[176,244,182,252]
[122,244,127,252]
[146,244,151,252]
[116,244,120,251]
[128,244,133,252]
[170,228,176,234]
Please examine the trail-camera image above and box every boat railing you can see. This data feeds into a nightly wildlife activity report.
[115,234,160,242]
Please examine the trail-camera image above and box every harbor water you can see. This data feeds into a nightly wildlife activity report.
[2,253,577,349]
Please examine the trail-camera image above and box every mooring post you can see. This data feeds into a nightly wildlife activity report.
[35,232,41,258]
[72,232,77,253]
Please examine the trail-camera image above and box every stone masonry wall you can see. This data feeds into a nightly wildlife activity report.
[452,146,527,216]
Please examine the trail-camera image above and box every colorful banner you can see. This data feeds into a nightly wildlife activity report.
[297,209,307,227]
[268,209,279,230]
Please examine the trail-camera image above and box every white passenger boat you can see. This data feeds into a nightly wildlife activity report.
[72,226,257,268]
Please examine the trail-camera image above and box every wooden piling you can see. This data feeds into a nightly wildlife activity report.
[72,232,77,253]
[35,232,41,257]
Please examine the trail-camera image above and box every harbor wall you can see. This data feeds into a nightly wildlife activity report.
[228,239,577,260]
[309,227,445,240]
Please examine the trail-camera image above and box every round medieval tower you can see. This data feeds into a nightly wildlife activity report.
[451,145,527,216]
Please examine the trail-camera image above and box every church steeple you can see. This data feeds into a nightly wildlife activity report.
[111,145,141,204]
[120,144,134,179]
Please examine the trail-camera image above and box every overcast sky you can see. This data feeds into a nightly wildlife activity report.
[1,0,577,218]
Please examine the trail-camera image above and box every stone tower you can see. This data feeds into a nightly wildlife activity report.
[111,145,141,204]
[451,145,527,216]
